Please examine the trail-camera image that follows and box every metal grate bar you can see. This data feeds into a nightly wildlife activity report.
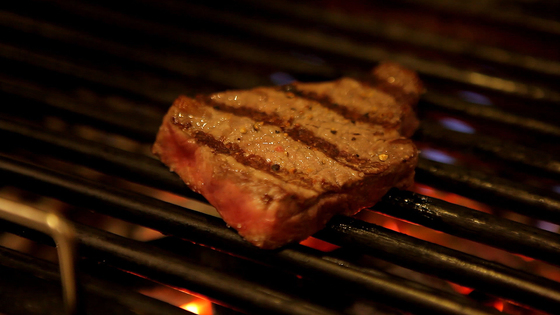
[0,42,182,104]
[416,159,560,225]
[5,2,560,142]
[421,91,560,140]
[0,74,162,142]
[0,10,271,91]
[2,117,559,251]
[1,8,336,79]
[0,207,501,315]
[0,156,557,313]
[115,0,560,102]
[3,43,558,146]
[11,0,560,102]
[0,118,196,200]
[6,3,560,127]
[234,0,560,78]
[389,0,560,36]
[4,0,331,75]
[2,117,559,226]
[0,223,339,315]
[1,1,559,314]
[0,246,192,315]
[417,122,560,180]
[374,189,560,265]
[316,215,560,314]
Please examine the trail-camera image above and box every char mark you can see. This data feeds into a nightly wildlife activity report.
[192,130,270,171]
[172,118,320,190]
[280,84,400,130]
[281,84,373,125]
[201,96,288,127]
[200,96,373,171]
[287,126,365,166]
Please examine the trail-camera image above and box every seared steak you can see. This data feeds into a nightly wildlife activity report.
[153,62,422,249]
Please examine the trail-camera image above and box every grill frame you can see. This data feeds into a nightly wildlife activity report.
[1,0,559,314]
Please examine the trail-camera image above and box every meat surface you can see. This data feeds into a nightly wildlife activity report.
[153,62,422,249]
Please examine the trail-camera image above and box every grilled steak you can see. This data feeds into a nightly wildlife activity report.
[153,62,422,249]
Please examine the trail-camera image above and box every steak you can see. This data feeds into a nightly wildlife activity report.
[153,62,422,249]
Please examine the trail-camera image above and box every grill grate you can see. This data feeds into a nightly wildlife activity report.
[0,0,559,314]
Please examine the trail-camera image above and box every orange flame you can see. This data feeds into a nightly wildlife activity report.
[413,184,491,213]
[180,299,212,315]
[515,254,535,262]
[382,220,400,233]
[493,300,504,312]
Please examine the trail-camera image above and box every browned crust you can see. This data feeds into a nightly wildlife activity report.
[170,96,344,192]
[199,96,387,173]
[281,84,401,130]
[282,62,422,139]
[364,62,423,137]
[201,96,290,127]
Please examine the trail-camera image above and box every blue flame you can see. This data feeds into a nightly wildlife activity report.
[439,117,475,134]
[270,72,296,85]
[536,220,559,233]
[458,91,493,106]
[420,148,456,164]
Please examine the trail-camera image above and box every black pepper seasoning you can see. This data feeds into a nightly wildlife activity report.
[271,164,280,171]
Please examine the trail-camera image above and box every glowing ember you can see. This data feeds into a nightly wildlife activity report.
[493,300,504,312]
[139,286,213,315]
[449,283,474,295]
[382,220,400,233]
[515,254,535,262]
[183,303,199,313]
[180,299,212,315]
[413,184,492,213]
[300,236,340,252]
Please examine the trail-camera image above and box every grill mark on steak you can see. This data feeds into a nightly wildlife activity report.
[198,95,291,127]
[199,96,381,172]
[286,125,377,167]
[280,84,399,130]
[280,62,423,139]
[171,115,335,191]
